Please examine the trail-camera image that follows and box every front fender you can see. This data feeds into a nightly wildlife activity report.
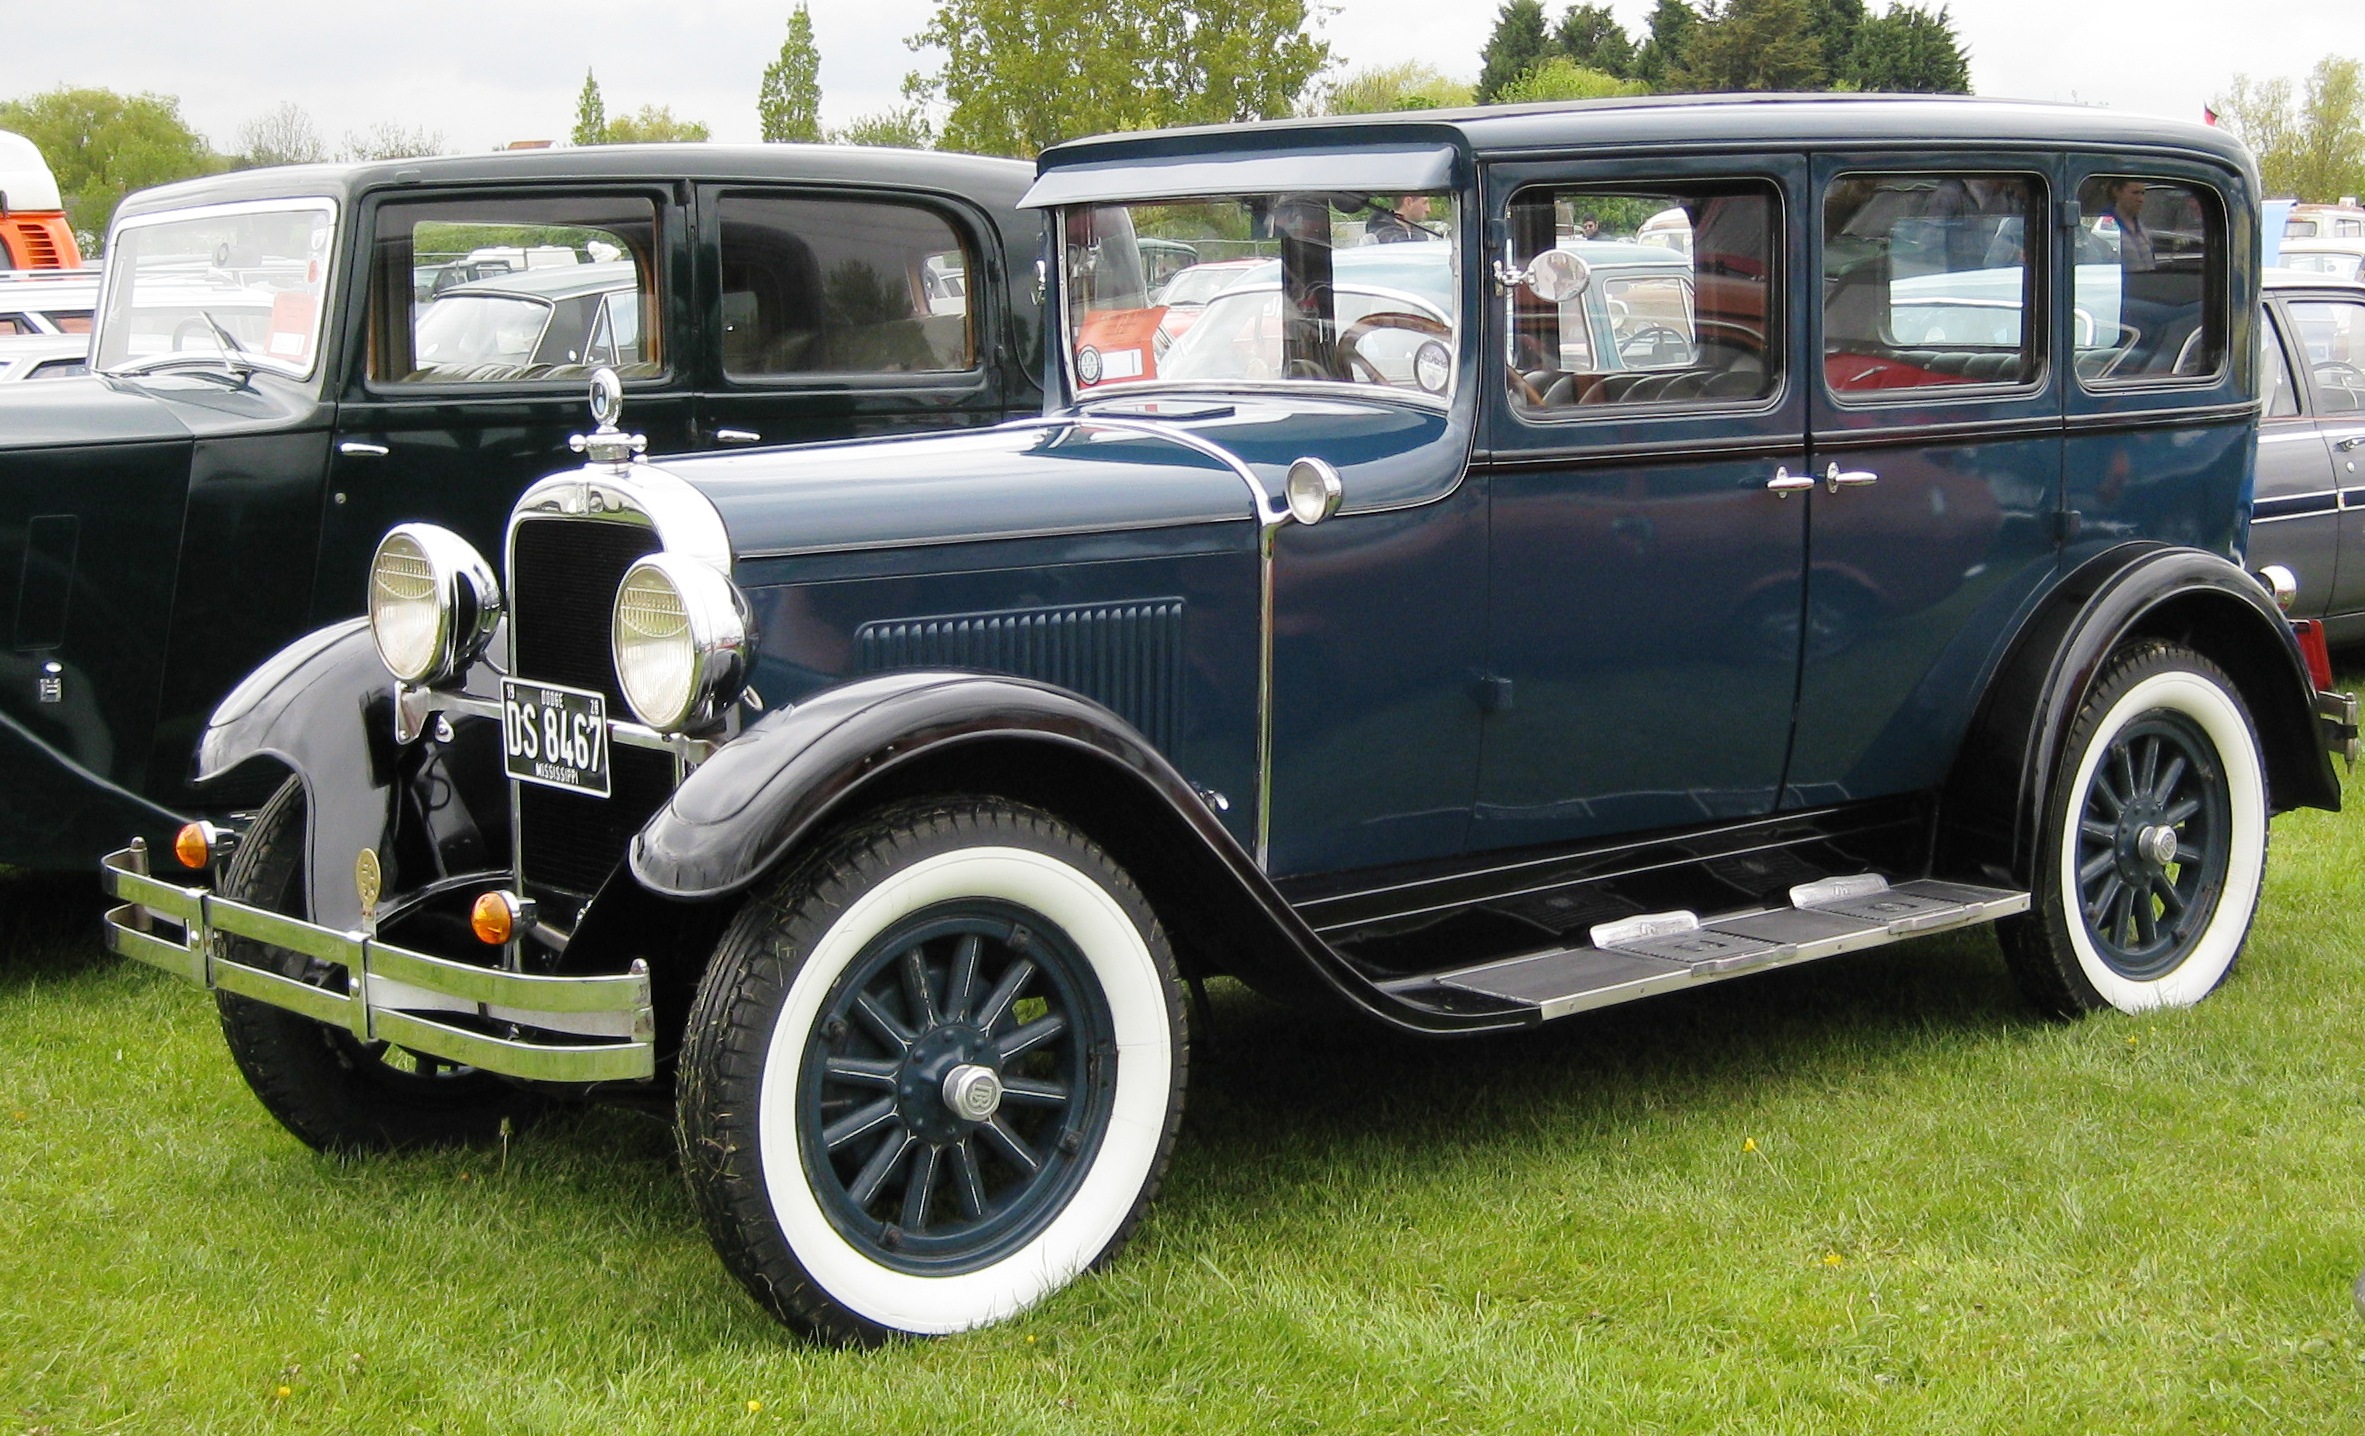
[1938,542,2339,888]
[196,618,399,931]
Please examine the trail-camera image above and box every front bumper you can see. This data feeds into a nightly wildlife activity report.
[2318,689,2359,769]
[100,842,656,1083]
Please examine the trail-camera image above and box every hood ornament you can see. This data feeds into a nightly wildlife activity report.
[568,367,647,471]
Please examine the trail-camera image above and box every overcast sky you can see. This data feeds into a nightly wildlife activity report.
[0,0,2353,155]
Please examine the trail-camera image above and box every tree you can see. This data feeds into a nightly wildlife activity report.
[831,107,936,147]
[1476,0,1553,104]
[2217,57,2365,202]
[572,69,607,145]
[238,102,326,168]
[1843,3,1970,94]
[1555,5,1636,80]
[0,86,225,241]
[605,105,712,143]
[1632,0,1700,89]
[341,123,447,161]
[1314,62,1473,115]
[759,4,825,142]
[1671,0,1825,92]
[907,0,1326,158]
[1801,0,1865,81]
[1497,57,1649,104]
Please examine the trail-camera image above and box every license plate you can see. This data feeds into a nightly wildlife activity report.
[501,678,610,797]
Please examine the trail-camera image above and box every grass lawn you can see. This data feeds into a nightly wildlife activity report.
[4,773,2364,1432]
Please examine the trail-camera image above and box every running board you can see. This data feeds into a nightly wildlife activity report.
[1423,878,2029,1022]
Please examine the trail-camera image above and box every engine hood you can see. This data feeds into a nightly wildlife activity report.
[0,374,195,450]
[660,420,1266,560]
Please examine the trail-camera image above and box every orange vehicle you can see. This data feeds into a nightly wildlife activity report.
[0,130,84,270]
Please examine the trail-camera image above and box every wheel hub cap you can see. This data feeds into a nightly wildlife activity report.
[941,1063,1003,1121]
[2136,824,2179,867]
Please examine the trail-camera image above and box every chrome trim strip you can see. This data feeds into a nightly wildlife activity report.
[99,843,656,1084]
[1001,415,1279,521]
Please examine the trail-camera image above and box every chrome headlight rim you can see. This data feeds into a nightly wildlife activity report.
[610,552,750,733]
[368,523,502,687]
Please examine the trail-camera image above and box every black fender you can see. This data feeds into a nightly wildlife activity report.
[196,619,510,931]
[628,671,1523,1034]
[1937,542,2339,889]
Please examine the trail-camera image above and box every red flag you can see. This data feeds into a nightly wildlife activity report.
[2203,105,2219,126]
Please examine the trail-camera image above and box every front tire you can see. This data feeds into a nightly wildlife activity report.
[677,798,1187,1343]
[213,777,545,1151]
[1999,641,2269,1017]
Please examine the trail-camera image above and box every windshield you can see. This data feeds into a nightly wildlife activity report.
[2282,252,2363,281]
[94,201,335,378]
[1063,192,1460,402]
[414,293,555,372]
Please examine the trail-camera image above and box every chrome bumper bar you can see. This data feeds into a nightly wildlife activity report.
[100,841,656,1084]
[2318,689,2359,770]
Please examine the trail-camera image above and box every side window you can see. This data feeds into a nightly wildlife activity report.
[2284,300,2365,415]
[2073,176,2226,386]
[718,194,974,379]
[1822,173,2042,396]
[1505,180,1781,414]
[0,315,30,336]
[367,194,661,385]
[2262,316,2302,418]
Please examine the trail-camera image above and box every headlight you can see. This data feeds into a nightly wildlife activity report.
[611,553,750,732]
[367,523,501,686]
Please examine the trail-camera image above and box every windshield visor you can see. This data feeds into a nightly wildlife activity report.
[1063,193,1459,401]
[95,201,336,378]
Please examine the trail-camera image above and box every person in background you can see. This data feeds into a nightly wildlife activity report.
[2109,179,2155,270]
[1577,216,1601,241]
[1366,194,1433,244]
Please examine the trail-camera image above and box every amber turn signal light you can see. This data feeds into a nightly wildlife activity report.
[173,822,225,870]
[471,890,531,946]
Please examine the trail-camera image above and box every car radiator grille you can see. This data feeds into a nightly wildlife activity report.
[509,516,671,898]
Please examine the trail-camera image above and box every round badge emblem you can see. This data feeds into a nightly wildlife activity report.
[1076,346,1104,385]
[1415,340,1452,395]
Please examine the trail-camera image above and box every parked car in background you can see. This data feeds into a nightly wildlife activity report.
[0,332,87,381]
[0,144,1045,872]
[2246,268,2365,643]
[0,130,84,268]
[0,267,99,335]
[1147,258,1260,341]
[102,96,2348,1346]
[2285,201,2365,241]
[2274,239,2365,284]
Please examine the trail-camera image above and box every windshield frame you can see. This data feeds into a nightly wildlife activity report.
[1054,192,1468,412]
[96,195,342,383]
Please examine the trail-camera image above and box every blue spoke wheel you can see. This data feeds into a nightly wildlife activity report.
[2001,642,2268,1016]
[678,798,1186,1343]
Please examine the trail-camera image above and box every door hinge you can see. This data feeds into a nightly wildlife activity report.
[1474,674,1515,713]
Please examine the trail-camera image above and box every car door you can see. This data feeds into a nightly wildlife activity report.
[2284,293,2365,629]
[313,184,698,619]
[691,185,1009,451]
[2244,300,2339,619]
[1790,155,2063,806]
[1476,155,1810,851]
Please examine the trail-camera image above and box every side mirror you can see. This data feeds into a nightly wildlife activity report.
[1524,248,1591,303]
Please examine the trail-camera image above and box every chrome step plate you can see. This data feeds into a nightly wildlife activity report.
[1437,877,2029,1021]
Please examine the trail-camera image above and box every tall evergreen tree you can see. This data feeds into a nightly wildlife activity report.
[1476,0,1554,103]
[1556,4,1636,80]
[759,4,825,142]
[1844,3,1970,93]
[1632,0,1700,89]
[572,69,607,145]
[1672,0,1825,92]
[1801,0,1865,82]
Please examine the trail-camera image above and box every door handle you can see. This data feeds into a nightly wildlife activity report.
[1825,462,1879,492]
[338,441,389,458]
[2337,436,2363,453]
[714,428,762,446]
[1765,466,1814,496]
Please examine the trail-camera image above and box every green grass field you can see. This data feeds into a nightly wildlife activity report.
[4,782,2364,1434]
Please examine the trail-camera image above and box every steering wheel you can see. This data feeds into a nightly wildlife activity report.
[1336,311,1451,386]
[1617,324,1688,361]
[2315,360,2365,390]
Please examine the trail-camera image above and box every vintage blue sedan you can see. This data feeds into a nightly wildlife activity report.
[103,95,2351,1343]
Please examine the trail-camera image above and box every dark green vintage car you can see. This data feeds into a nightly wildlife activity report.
[0,144,1045,867]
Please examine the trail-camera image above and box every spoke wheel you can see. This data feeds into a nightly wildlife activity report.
[1999,641,2268,1017]
[678,798,1185,1343]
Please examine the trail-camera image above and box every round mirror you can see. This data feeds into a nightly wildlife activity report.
[587,367,624,430]
[1525,248,1591,304]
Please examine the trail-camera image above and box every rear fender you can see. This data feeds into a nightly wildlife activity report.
[1937,543,2338,888]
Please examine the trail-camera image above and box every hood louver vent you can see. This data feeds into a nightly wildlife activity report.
[856,599,1185,752]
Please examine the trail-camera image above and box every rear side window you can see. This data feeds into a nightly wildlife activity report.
[2285,299,2365,415]
[1822,173,2042,397]
[2262,317,2300,418]
[368,194,662,385]
[1504,180,1782,414]
[2073,176,2226,386]
[718,195,974,379]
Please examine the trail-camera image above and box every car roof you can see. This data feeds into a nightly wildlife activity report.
[1040,94,2252,177]
[114,144,1036,224]
[437,258,640,302]
[2264,267,2365,293]
[2278,237,2365,254]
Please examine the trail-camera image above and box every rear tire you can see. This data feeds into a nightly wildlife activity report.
[1998,641,2269,1017]
[214,777,544,1152]
[677,797,1187,1343]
